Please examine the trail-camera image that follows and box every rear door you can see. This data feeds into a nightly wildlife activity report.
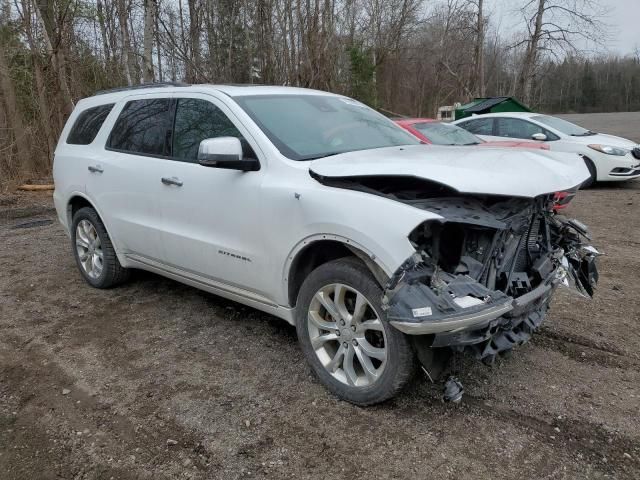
[86,95,173,261]
[56,103,115,228]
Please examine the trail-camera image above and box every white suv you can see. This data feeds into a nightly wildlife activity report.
[453,112,640,186]
[53,84,599,405]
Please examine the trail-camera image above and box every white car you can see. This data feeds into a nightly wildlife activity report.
[452,112,640,186]
[53,84,599,405]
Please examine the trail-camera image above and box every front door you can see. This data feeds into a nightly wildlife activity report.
[155,94,271,301]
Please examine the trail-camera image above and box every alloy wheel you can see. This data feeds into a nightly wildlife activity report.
[307,283,387,387]
[75,219,104,279]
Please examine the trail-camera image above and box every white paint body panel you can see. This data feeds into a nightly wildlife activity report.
[452,112,640,182]
[309,145,588,197]
[53,86,590,324]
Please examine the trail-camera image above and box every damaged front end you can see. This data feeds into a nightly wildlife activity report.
[383,194,599,365]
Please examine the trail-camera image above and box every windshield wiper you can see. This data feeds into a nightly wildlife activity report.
[571,130,597,136]
[303,152,343,161]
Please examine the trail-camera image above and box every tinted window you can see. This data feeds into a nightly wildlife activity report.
[172,99,242,161]
[496,118,549,140]
[107,99,172,155]
[461,118,494,135]
[67,104,114,145]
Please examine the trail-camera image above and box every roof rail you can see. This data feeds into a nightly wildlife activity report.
[94,81,190,96]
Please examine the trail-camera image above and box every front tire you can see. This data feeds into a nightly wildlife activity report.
[295,258,415,405]
[71,207,129,288]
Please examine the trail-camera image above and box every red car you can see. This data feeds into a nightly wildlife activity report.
[395,118,551,150]
[395,118,572,211]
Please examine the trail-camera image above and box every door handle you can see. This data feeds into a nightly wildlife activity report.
[161,176,183,187]
[88,165,103,173]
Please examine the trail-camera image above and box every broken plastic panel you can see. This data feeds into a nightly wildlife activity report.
[384,253,513,334]
[383,195,599,362]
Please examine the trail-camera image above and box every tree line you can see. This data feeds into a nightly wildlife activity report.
[0,0,638,181]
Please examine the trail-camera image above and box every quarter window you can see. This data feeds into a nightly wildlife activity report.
[461,118,494,136]
[67,104,114,145]
[172,98,242,162]
[107,99,172,156]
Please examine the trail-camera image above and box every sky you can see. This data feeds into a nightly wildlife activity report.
[605,0,640,54]
[488,0,640,56]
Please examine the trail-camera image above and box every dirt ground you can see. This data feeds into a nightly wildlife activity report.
[1,115,640,479]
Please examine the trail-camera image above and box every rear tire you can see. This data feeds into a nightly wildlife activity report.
[581,156,597,188]
[295,257,415,405]
[71,207,130,288]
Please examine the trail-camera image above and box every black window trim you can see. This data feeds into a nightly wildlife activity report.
[66,103,115,146]
[104,96,261,165]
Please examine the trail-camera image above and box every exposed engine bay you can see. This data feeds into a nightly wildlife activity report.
[382,193,599,362]
[314,174,600,380]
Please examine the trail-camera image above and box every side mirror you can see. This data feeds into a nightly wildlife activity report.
[198,137,259,171]
[532,133,547,141]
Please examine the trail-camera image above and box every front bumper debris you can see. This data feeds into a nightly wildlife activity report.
[382,196,599,362]
[384,254,515,335]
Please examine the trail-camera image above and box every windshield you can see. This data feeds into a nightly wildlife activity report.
[532,115,595,136]
[233,94,419,160]
[413,122,482,145]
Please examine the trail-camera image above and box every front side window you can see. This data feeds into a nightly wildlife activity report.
[67,104,114,145]
[413,122,482,145]
[460,118,494,136]
[172,98,242,162]
[233,95,418,160]
[496,118,547,140]
[107,99,172,156]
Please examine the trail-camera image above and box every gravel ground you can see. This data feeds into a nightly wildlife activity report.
[1,114,639,479]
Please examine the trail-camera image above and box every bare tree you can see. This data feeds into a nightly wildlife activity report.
[19,0,57,156]
[471,0,485,96]
[96,0,111,63]
[32,0,75,115]
[0,45,33,173]
[1,0,639,184]
[514,0,605,104]
[117,0,137,85]
[143,0,156,82]
[186,0,201,82]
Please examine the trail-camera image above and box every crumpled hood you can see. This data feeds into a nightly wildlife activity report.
[309,145,589,198]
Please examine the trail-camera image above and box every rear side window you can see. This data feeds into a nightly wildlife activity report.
[107,99,172,156]
[461,118,494,135]
[172,98,242,161]
[66,104,114,145]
